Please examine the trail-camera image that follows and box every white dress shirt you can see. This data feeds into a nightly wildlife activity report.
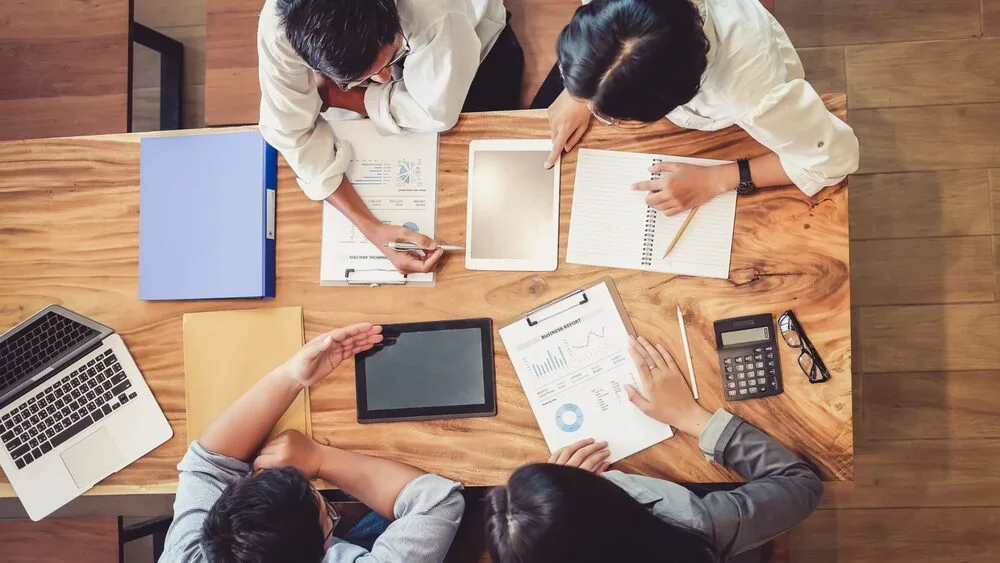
[582,0,859,196]
[258,0,507,201]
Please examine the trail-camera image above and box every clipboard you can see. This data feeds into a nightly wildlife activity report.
[502,276,635,335]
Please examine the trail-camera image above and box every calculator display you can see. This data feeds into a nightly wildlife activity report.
[721,327,770,347]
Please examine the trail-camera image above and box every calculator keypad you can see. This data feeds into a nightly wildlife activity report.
[720,345,782,401]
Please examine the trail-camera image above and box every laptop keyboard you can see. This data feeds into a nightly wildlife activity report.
[0,349,136,470]
[0,311,99,393]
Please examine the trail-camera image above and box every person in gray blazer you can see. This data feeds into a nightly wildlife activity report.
[485,335,823,563]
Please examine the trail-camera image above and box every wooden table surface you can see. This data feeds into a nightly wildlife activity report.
[0,0,130,141]
[0,98,852,497]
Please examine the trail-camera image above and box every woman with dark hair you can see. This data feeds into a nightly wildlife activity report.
[536,0,859,218]
[486,336,823,563]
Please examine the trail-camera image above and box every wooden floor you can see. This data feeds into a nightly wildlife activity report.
[21,0,1000,560]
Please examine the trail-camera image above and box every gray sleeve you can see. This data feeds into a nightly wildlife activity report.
[698,410,824,556]
[324,474,466,563]
[158,442,252,563]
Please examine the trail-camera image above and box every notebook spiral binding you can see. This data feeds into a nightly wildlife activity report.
[640,159,662,267]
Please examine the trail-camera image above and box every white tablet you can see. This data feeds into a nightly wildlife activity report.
[466,139,560,271]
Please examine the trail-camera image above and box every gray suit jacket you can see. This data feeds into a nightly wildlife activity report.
[604,410,823,562]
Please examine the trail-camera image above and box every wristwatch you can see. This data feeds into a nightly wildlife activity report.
[736,158,756,196]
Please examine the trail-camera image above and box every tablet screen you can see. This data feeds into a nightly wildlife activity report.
[468,149,556,261]
[355,319,497,422]
[364,328,485,410]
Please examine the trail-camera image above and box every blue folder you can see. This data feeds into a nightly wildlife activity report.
[139,131,277,300]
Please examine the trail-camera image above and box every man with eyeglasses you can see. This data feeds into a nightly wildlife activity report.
[258,0,522,274]
[160,324,467,562]
[534,0,859,216]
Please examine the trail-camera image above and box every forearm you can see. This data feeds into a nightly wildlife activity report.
[711,153,793,191]
[325,176,382,239]
[199,370,302,461]
[316,446,425,519]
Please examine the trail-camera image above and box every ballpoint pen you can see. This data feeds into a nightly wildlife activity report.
[384,242,465,252]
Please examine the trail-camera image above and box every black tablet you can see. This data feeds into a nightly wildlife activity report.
[355,318,497,423]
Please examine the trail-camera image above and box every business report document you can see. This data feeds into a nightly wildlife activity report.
[567,149,737,280]
[320,119,438,286]
[499,281,673,462]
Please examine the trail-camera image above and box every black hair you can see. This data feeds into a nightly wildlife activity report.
[276,0,401,86]
[557,0,710,122]
[201,467,326,563]
[485,464,718,563]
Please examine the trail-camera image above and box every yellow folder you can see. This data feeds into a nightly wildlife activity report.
[182,306,311,443]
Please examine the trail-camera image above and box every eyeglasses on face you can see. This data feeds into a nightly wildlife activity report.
[344,35,410,91]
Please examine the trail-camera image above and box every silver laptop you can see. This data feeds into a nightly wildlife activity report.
[0,305,172,520]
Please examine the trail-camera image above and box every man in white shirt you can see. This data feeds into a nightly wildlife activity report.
[258,0,520,273]
[535,0,859,212]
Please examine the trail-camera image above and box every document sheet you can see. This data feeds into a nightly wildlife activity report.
[320,120,438,286]
[499,281,673,462]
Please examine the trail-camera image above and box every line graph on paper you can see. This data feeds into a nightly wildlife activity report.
[570,327,606,350]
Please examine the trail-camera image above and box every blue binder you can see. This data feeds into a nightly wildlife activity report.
[139,131,277,300]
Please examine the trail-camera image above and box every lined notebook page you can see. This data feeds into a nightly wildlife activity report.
[567,149,737,279]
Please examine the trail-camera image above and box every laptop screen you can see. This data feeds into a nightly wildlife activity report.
[0,311,100,400]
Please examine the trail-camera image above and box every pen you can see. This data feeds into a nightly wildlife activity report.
[677,305,700,400]
[384,242,465,252]
[663,207,699,258]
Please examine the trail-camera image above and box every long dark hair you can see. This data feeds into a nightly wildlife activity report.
[557,0,710,122]
[485,464,718,563]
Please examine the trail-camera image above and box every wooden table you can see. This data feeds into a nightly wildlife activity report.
[0,0,131,141]
[0,99,852,497]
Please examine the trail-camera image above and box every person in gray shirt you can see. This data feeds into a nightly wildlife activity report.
[160,323,465,563]
[485,335,823,563]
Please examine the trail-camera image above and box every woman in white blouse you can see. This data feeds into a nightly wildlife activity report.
[537,0,859,212]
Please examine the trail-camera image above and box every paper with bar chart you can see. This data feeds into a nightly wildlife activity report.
[499,281,673,462]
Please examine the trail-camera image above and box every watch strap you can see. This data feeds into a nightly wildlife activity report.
[736,158,756,196]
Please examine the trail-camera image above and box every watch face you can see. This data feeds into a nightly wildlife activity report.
[736,181,756,196]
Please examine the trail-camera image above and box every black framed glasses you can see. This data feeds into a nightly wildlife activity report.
[344,35,410,91]
[778,310,831,384]
[316,492,341,546]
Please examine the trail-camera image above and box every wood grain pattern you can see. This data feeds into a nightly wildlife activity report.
[821,439,1000,509]
[992,170,1000,234]
[774,0,981,48]
[798,47,846,94]
[505,0,579,107]
[205,2,260,126]
[986,0,1000,37]
[0,98,852,496]
[851,236,996,305]
[859,304,1000,373]
[853,104,1000,174]
[791,507,1000,561]
[0,517,118,562]
[0,0,129,140]
[846,39,1000,109]
[863,371,1000,440]
[849,171,993,240]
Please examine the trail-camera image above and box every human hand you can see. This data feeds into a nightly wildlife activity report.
[625,336,713,438]
[371,224,445,274]
[547,438,611,474]
[278,324,383,389]
[545,89,593,169]
[253,430,326,478]
[632,163,737,216]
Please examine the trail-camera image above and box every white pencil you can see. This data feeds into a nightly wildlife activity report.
[677,305,699,400]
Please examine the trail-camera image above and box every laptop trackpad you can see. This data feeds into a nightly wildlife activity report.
[61,427,124,489]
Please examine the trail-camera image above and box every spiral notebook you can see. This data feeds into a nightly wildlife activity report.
[567,149,737,279]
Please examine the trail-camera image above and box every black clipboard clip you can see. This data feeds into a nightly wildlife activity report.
[526,290,590,327]
[344,268,408,287]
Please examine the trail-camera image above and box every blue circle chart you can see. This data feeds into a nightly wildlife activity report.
[555,403,584,432]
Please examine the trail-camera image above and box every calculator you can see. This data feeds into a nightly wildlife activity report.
[714,314,783,401]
